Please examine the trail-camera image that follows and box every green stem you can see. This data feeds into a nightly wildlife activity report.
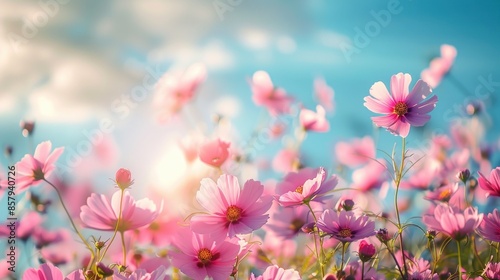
[394,137,408,279]
[305,201,325,278]
[340,242,347,273]
[99,190,125,262]
[386,245,405,279]
[457,240,463,280]
[120,231,127,266]
[43,179,94,260]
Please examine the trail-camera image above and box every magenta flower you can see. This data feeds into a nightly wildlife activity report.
[424,183,459,203]
[190,174,272,237]
[115,168,134,190]
[478,167,500,197]
[421,44,457,88]
[299,105,330,132]
[484,261,500,280]
[477,209,500,242]
[317,209,375,243]
[364,73,438,138]
[199,139,230,168]
[10,141,64,193]
[335,136,375,167]
[80,190,161,231]
[170,229,239,280]
[358,240,376,262]
[276,167,338,207]
[266,204,311,239]
[423,204,483,240]
[250,71,293,116]
[314,77,335,112]
[250,265,301,280]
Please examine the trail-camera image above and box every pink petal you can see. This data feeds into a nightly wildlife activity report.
[364,96,393,114]
[369,81,393,105]
[34,141,52,162]
[387,119,411,138]
[390,73,411,102]
[405,113,431,126]
[197,178,228,213]
[406,80,433,107]
[216,174,241,206]
[371,114,398,127]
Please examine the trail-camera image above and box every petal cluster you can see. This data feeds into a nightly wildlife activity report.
[317,209,375,243]
[478,167,500,197]
[423,204,483,240]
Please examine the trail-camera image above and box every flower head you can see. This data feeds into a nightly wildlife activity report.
[250,265,301,280]
[421,44,457,88]
[317,209,375,243]
[277,167,338,207]
[199,139,230,168]
[423,204,483,240]
[8,141,64,193]
[335,136,375,167]
[190,174,272,237]
[477,208,500,242]
[250,71,293,116]
[170,229,239,280]
[314,77,335,112]
[478,167,500,197]
[299,105,330,132]
[115,168,134,190]
[484,261,500,280]
[358,240,376,262]
[364,73,438,138]
[113,265,169,280]
[80,191,161,232]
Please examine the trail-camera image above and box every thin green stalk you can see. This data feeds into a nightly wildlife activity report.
[100,190,125,262]
[457,240,463,280]
[305,201,325,278]
[340,242,347,273]
[393,137,408,279]
[44,179,94,259]
[120,231,127,266]
[386,245,405,279]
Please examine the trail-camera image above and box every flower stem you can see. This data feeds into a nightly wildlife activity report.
[305,201,325,278]
[340,242,347,274]
[43,179,94,260]
[361,261,365,280]
[100,190,125,262]
[457,240,463,280]
[386,245,405,279]
[120,231,127,266]
[393,137,408,279]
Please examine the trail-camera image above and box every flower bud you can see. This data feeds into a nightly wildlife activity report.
[323,274,337,280]
[301,222,316,234]
[358,240,376,262]
[96,262,114,277]
[457,169,470,184]
[341,199,355,211]
[20,120,35,137]
[115,168,134,190]
[4,146,13,158]
[376,228,391,243]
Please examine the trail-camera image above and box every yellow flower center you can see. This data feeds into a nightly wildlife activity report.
[226,205,242,222]
[339,228,353,238]
[295,185,304,194]
[438,189,452,201]
[197,248,212,263]
[393,101,408,116]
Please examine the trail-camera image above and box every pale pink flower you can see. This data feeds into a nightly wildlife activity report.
[0,211,42,241]
[277,167,338,207]
[314,77,335,112]
[250,265,301,280]
[423,204,483,240]
[364,73,438,138]
[23,263,63,280]
[484,261,500,280]
[9,141,64,193]
[478,167,500,197]
[80,190,161,231]
[265,204,311,239]
[133,210,181,246]
[250,71,293,116]
[343,260,382,279]
[335,136,375,167]
[424,183,459,203]
[477,208,500,242]
[421,44,457,88]
[170,228,239,280]
[317,209,375,243]
[153,63,206,122]
[199,139,230,168]
[351,160,387,191]
[299,105,330,132]
[190,174,272,237]
[272,148,300,174]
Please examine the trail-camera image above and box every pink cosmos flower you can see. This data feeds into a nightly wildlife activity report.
[272,148,300,174]
[335,136,375,167]
[199,139,230,168]
[478,167,500,197]
[343,260,382,280]
[133,210,181,246]
[484,261,500,280]
[153,63,206,122]
[80,190,161,231]
[250,71,293,116]
[424,183,459,203]
[265,204,311,239]
[23,262,84,280]
[477,208,500,242]
[314,77,335,112]
[190,174,272,237]
[170,229,240,280]
[0,211,42,241]
[299,105,330,132]
[317,209,375,243]
[364,73,438,138]
[423,204,483,240]
[9,141,64,193]
[421,44,457,88]
[276,167,338,207]
[250,265,301,280]
[351,160,387,191]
